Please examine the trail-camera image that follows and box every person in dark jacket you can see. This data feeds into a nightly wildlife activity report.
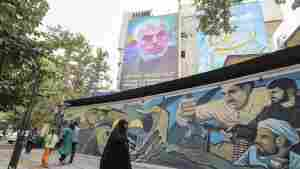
[248,78,300,129]
[100,119,132,169]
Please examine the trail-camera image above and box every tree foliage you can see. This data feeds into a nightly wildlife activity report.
[0,0,50,112]
[0,1,111,127]
[28,26,111,128]
[192,0,242,36]
[0,0,49,34]
[44,25,111,100]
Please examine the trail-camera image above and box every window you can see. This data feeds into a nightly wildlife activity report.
[181,50,186,58]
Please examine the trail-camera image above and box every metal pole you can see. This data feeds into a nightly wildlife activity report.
[7,66,39,169]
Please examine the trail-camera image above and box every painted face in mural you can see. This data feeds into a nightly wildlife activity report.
[255,128,278,156]
[269,87,285,104]
[138,22,169,59]
[222,83,252,111]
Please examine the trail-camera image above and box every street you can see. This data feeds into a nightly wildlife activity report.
[0,139,14,149]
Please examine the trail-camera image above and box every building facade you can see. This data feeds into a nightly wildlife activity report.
[117,0,295,91]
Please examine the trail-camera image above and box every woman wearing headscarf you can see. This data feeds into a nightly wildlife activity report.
[100,119,132,169]
[41,128,59,168]
[58,123,73,164]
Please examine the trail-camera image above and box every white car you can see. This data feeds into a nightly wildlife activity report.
[7,132,17,144]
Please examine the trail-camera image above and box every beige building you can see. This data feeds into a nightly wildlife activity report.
[179,2,200,77]
[117,0,293,91]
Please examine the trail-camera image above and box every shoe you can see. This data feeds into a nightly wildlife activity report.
[40,164,48,168]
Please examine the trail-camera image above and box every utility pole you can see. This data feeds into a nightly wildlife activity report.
[7,58,40,169]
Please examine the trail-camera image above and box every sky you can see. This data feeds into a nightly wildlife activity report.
[43,0,179,89]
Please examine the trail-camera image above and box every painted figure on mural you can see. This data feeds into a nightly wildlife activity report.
[192,81,268,128]
[289,143,300,169]
[249,78,300,129]
[68,72,300,169]
[234,119,300,169]
[177,81,268,160]
[129,105,170,161]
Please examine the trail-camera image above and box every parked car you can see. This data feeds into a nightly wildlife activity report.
[7,130,31,144]
[0,130,3,138]
[7,132,17,144]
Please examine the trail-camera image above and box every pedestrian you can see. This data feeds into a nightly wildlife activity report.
[25,128,38,154]
[69,121,80,164]
[100,119,132,169]
[58,123,73,165]
[41,129,59,168]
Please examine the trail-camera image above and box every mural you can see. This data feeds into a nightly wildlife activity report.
[120,14,178,90]
[197,2,269,73]
[66,68,300,169]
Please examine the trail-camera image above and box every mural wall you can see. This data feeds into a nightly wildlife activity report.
[120,14,178,90]
[66,67,300,169]
[197,2,270,73]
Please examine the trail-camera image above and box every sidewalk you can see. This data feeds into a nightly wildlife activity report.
[0,149,176,169]
[0,149,100,169]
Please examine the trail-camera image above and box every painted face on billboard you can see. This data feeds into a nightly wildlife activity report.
[255,127,278,156]
[121,15,177,89]
[222,83,251,111]
[269,87,285,104]
[138,23,169,56]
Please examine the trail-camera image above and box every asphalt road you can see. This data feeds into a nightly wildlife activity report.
[0,138,14,149]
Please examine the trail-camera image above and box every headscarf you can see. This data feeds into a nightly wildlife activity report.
[100,119,131,169]
[258,118,300,145]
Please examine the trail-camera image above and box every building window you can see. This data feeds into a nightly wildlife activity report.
[181,32,188,39]
[181,50,186,58]
[275,0,285,4]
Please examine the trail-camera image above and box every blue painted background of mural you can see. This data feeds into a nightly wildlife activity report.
[197,2,269,73]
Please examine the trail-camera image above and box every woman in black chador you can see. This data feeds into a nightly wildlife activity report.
[100,119,132,169]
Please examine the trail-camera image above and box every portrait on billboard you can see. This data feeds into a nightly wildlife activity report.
[121,14,178,89]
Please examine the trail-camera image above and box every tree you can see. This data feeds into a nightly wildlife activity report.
[0,0,49,34]
[0,0,50,112]
[26,26,112,128]
[45,25,111,99]
[86,48,111,94]
[0,1,52,168]
[192,0,243,36]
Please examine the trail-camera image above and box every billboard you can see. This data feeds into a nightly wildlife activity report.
[120,14,178,90]
[66,65,300,169]
[197,2,270,73]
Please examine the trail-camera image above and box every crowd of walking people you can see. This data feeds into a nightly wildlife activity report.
[23,121,80,168]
